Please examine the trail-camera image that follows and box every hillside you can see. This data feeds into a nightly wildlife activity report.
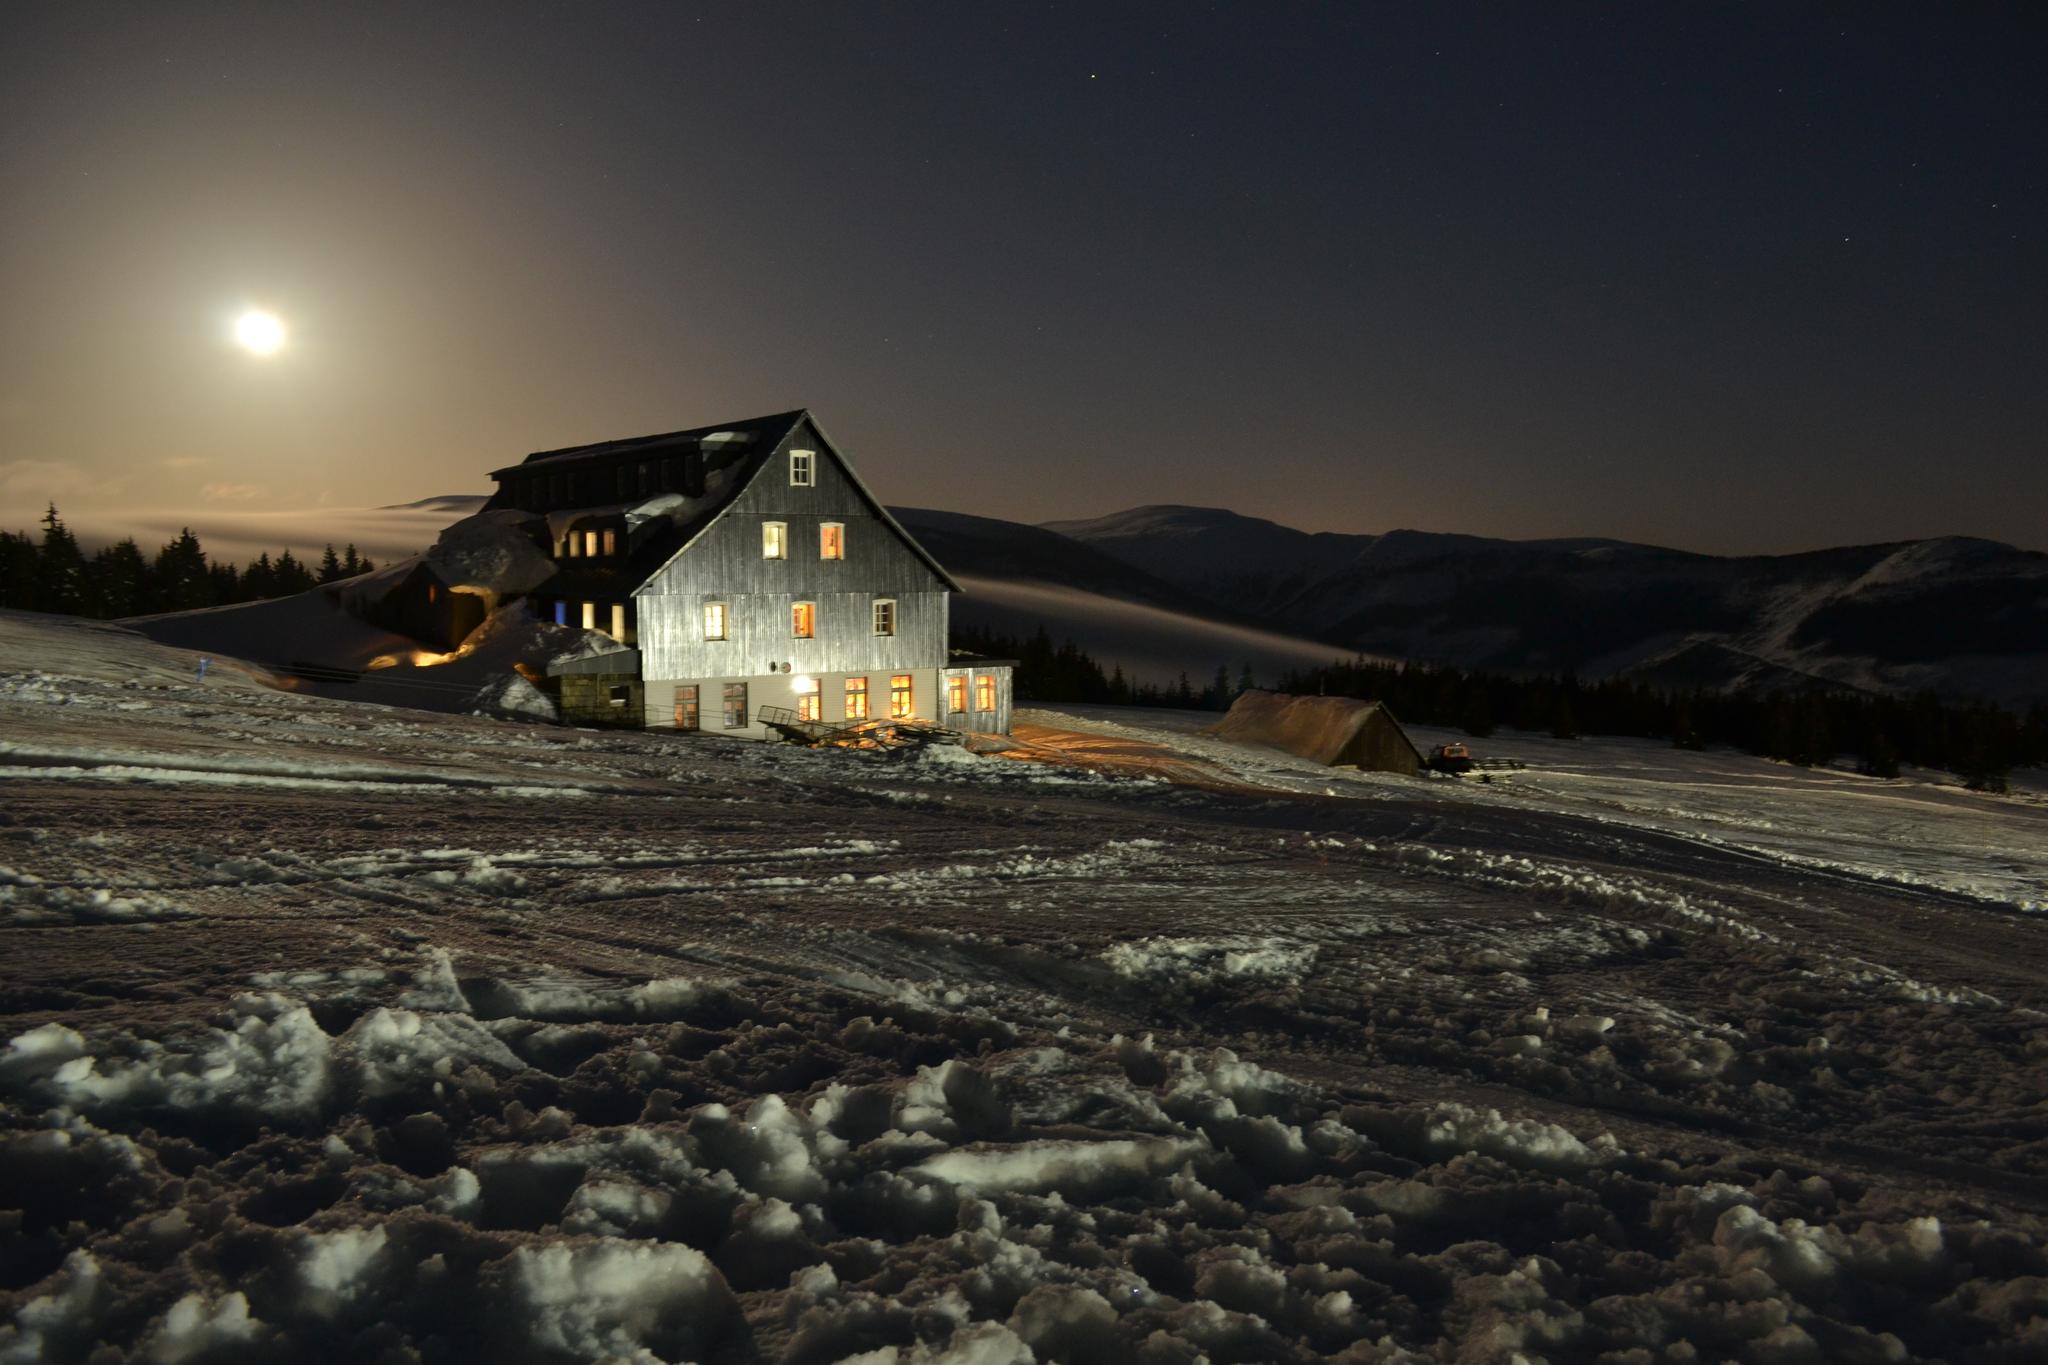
[1034,506,2048,705]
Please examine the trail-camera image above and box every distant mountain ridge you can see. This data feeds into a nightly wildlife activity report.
[971,504,2047,706]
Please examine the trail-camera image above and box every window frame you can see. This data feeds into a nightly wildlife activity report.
[674,684,699,731]
[795,676,822,723]
[872,598,896,636]
[947,675,968,715]
[975,674,996,712]
[580,601,597,631]
[789,449,815,486]
[820,522,844,560]
[844,676,868,721]
[791,600,816,639]
[889,673,914,720]
[703,600,728,641]
[722,681,748,729]
[763,521,788,559]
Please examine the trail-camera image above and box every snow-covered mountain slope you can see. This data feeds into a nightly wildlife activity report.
[948,574,1364,686]
[3,612,2046,1360]
[1030,506,2048,704]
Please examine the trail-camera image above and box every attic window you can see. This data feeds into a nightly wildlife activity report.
[703,601,728,640]
[602,529,617,556]
[763,522,787,559]
[583,530,599,557]
[790,449,815,486]
[872,598,896,636]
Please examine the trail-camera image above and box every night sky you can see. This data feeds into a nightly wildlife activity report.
[2,3,2041,555]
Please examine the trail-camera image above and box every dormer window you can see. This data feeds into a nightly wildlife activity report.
[762,522,787,559]
[790,449,815,486]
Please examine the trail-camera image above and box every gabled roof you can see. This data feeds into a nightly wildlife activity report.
[490,408,961,595]
[1206,689,1423,769]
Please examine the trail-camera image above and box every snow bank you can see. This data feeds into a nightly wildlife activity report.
[505,1240,736,1362]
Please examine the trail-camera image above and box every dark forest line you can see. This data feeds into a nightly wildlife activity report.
[953,625,2047,792]
[0,505,374,618]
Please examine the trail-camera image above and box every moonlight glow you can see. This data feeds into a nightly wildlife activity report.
[233,309,287,356]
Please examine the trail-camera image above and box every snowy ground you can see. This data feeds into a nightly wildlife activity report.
[3,611,2046,1363]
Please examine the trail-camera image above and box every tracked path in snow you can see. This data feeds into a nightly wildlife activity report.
[4,623,2047,1361]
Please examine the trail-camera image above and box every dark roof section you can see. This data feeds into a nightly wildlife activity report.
[488,409,810,479]
[489,408,963,596]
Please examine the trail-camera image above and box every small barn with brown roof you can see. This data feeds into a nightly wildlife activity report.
[1207,689,1424,775]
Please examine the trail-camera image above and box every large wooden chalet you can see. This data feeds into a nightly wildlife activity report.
[482,409,1013,738]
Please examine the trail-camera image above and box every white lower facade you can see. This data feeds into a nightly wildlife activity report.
[643,662,1011,739]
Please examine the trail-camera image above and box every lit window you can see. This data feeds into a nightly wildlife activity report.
[844,676,868,720]
[795,676,821,722]
[581,601,596,631]
[674,684,699,731]
[563,535,578,559]
[890,674,913,719]
[703,601,727,640]
[791,601,815,638]
[602,528,617,556]
[723,682,748,729]
[610,603,627,640]
[583,529,599,557]
[872,599,896,636]
[552,601,567,626]
[947,675,967,715]
[790,449,814,486]
[820,523,844,560]
[975,674,996,711]
[763,522,787,559]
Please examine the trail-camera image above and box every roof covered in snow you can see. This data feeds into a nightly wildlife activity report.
[488,409,809,477]
[484,408,962,596]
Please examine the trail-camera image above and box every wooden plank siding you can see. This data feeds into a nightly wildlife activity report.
[630,417,961,738]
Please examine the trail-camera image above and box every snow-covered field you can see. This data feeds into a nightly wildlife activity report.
[4,611,2046,1363]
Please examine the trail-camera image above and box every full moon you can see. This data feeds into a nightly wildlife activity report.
[233,309,287,356]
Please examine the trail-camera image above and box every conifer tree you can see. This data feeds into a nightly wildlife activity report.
[89,539,151,618]
[244,552,277,600]
[274,548,315,594]
[153,529,215,610]
[35,505,86,614]
[0,530,38,610]
[318,544,344,583]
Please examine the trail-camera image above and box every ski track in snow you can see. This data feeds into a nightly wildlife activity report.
[3,614,2047,1362]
